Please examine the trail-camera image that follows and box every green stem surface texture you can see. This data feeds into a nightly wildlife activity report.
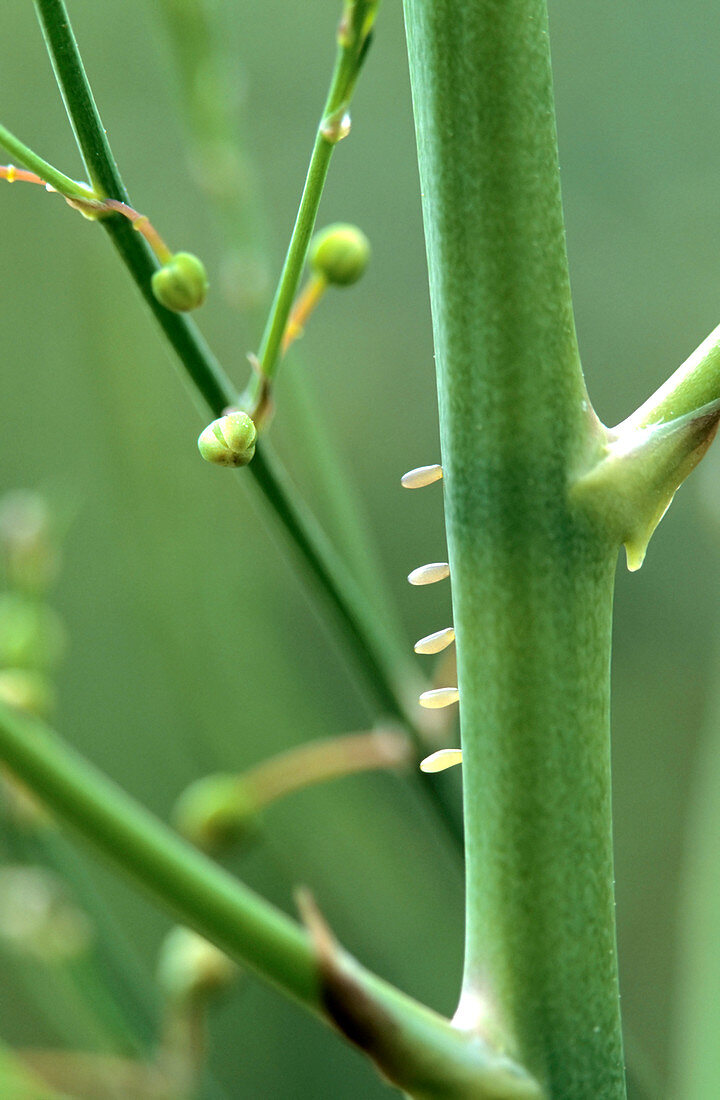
[403,1,625,1095]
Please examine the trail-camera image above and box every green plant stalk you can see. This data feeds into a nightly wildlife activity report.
[249,1,377,396]
[0,700,538,1099]
[403,1,625,1095]
[33,0,122,198]
[615,319,720,431]
[0,122,94,200]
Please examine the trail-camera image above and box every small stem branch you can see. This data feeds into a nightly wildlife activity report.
[0,159,175,261]
[101,216,237,415]
[617,320,720,431]
[102,201,173,263]
[0,123,95,201]
[245,1,377,411]
[242,728,411,807]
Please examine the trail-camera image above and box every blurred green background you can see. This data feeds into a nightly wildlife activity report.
[0,1,719,1096]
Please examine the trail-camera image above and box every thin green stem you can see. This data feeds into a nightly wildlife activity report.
[100,215,239,415]
[403,0,625,1095]
[34,0,125,198]
[245,0,378,406]
[0,122,95,201]
[617,320,720,431]
[101,218,461,846]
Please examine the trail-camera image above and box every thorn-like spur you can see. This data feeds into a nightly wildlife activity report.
[401,464,443,489]
[420,748,463,773]
[408,562,450,586]
[419,687,459,709]
[414,627,455,655]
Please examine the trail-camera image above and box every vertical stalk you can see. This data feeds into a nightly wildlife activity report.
[403,1,625,1096]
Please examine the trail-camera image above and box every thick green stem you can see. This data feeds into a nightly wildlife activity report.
[403,1,625,1095]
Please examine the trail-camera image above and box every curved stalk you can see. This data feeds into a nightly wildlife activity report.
[403,1,625,1094]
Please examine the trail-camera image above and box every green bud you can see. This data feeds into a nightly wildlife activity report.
[0,593,65,671]
[309,223,370,286]
[197,412,257,468]
[172,773,257,852]
[151,252,208,312]
[157,926,238,1004]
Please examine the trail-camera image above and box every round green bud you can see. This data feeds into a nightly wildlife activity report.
[172,773,257,852]
[157,926,238,1004]
[197,412,257,468]
[151,252,208,312]
[309,223,370,286]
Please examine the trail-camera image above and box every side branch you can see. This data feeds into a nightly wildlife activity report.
[618,321,720,431]
[572,323,720,569]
